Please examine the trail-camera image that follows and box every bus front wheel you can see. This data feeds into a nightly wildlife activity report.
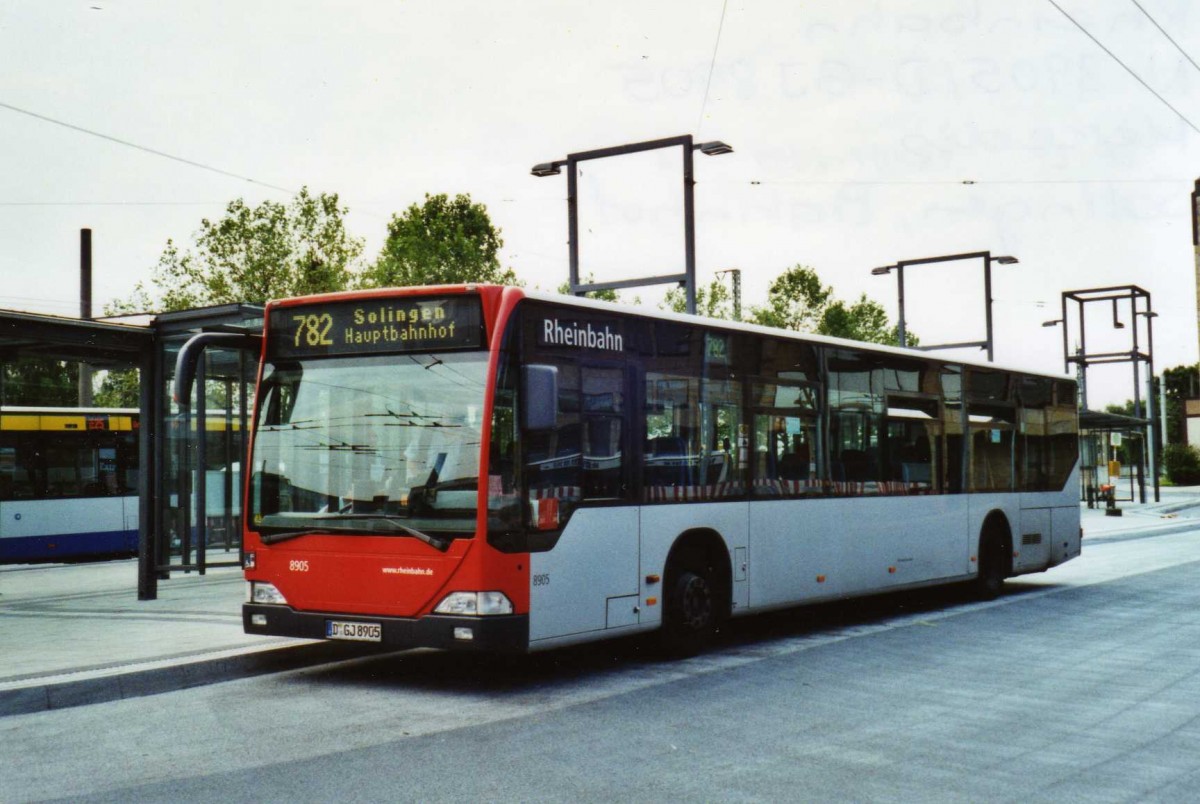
[661,569,717,656]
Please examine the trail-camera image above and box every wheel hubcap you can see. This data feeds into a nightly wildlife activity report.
[680,575,713,631]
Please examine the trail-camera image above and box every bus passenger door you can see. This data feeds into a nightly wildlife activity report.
[528,363,640,644]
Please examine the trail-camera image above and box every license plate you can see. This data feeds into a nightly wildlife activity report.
[326,620,382,642]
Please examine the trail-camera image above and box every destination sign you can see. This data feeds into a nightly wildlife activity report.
[268,296,484,358]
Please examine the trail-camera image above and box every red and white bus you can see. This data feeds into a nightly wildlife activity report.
[226,284,1079,654]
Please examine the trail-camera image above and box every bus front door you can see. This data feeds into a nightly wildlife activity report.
[527,364,640,646]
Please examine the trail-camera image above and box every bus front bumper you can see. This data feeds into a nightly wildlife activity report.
[243,604,529,653]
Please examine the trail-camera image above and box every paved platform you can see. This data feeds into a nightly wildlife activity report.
[3,487,1199,717]
[0,558,373,716]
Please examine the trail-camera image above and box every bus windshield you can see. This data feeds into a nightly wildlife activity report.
[249,351,488,537]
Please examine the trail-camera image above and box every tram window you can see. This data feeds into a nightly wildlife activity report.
[0,445,35,500]
[45,442,83,497]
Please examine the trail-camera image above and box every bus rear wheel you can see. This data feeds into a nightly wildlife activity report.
[974,534,1007,600]
[661,569,717,656]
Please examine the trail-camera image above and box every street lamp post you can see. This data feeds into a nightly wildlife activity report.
[532,135,733,314]
[872,251,1018,361]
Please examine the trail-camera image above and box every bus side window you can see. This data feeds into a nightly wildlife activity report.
[581,367,624,500]
[643,373,701,500]
[523,361,582,528]
[827,348,884,492]
[884,397,940,494]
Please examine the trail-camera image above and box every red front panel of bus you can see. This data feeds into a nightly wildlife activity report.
[244,285,530,621]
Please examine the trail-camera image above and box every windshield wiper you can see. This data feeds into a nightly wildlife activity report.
[259,515,452,552]
[260,528,327,545]
[330,514,452,552]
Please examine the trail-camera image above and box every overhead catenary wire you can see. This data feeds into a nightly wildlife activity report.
[696,0,729,136]
[1044,0,1200,136]
[1128,0,1200,77]
[0,100,299,194]
[735,178,1182,187]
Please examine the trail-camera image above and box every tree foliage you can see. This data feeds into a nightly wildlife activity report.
[1164,443,1200,485]
[109,188,363,314]
[818,295,906,345]
[748,265,832,332]
[361,193,517,289]
[662,278,734,319]
[1,358,78,406]
[1161,364,1197,445]
[747,264,910,346]
[93,368,142,408]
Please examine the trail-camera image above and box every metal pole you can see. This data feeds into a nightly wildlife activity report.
[567,157,580,297]
[1192,179,1200,365]
[1146,305,1159,502]
[137,345,158,600]
[1147,372,1158,501]
[896,264,907,348]
[682,135,697,315]
[983,254,995,362]
[1079,301,1088,410]
[78,228,93,407]
[1061,293,1070,375]
[195,355,207,574]
[1131,297,1144,504]
[731,268,741,321]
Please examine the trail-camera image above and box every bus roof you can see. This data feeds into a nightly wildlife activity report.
[263,284,1074,384]
[519,287,1076,384]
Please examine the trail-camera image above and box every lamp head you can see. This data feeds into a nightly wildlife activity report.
[993,255,1019,265]
[531,161,563,178]
[695,140,734,156]
[871,266,894,276]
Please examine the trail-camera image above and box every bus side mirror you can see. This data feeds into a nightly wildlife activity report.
[522,365,558,431]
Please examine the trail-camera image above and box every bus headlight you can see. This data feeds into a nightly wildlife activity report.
[434,591,514,616]
[249,582,288,605]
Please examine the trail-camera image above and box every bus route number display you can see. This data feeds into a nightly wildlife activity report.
[269,296,484,358]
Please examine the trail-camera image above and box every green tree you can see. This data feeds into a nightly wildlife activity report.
[748,264,910,345]
[109,187,363,313]
[1,358,78,406]
[362,193,518,288]
[817,295,907,345]
[1161,364,1197,445]
[748,265,832,332]
[661,278,733,319]
[1104,401,1136,417]
[1164,443,1200,485]
[93,368,142,408]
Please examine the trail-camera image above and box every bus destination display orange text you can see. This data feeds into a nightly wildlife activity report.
[269,297,483,357]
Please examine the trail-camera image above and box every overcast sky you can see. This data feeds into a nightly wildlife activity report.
[2,0,1198,406]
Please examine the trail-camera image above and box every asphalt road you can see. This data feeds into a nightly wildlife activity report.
[4,527,1200,803]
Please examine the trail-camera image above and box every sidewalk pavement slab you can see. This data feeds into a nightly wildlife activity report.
[0,560,375,717]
